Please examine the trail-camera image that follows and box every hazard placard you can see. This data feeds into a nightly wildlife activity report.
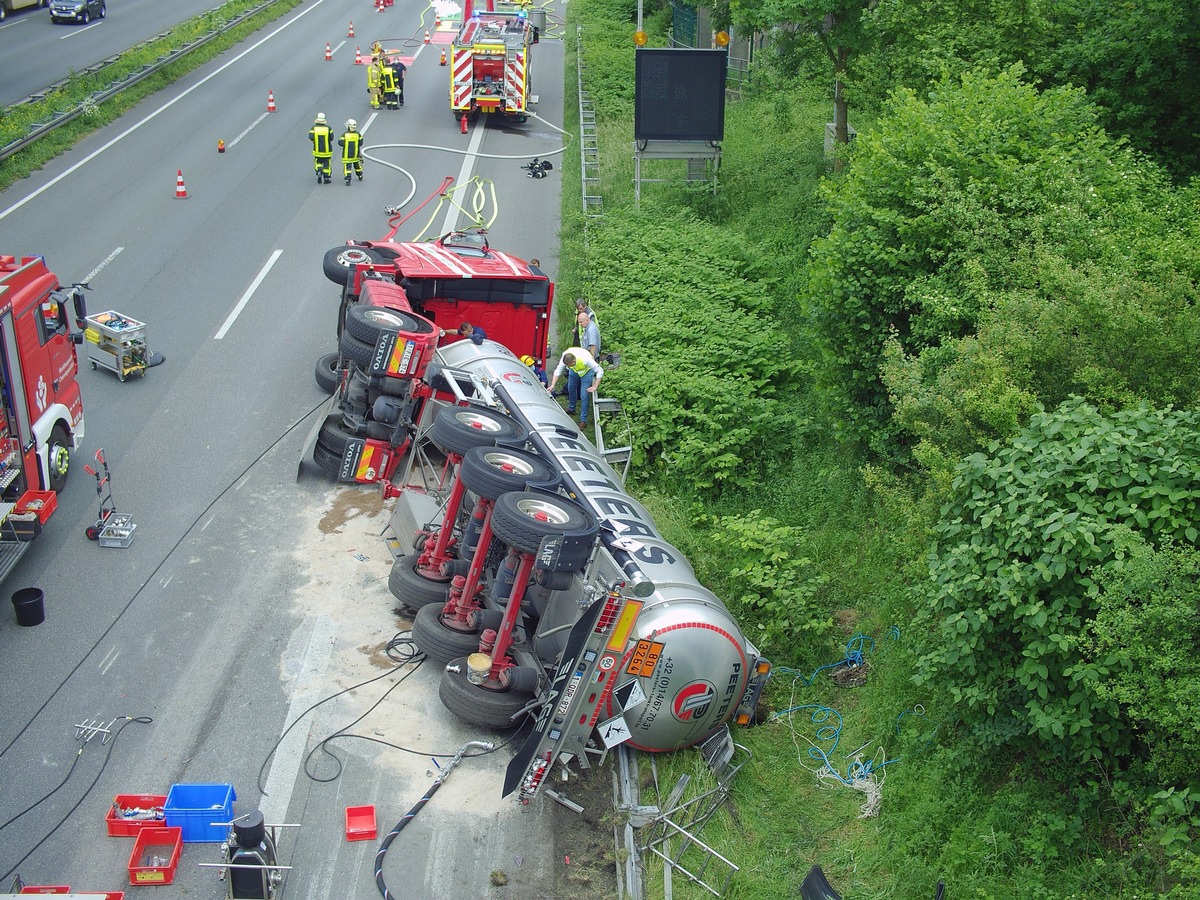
[597,715,632,748]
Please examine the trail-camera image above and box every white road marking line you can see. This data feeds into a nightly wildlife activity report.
[260,614,336,825]
[82,246,123,284]
[229,112,270,149]
[215,248,282,339]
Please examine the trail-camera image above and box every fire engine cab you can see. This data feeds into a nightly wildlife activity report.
[450,0,540,122]
[305,228,552,485]
[0,255,87,584]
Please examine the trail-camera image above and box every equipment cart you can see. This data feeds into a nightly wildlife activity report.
[85,311,148,381]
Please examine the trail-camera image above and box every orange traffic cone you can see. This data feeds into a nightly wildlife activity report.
[217,139,225,153]
[267,90,277,112]
[348,21,354,37]
[325,42,332,61]
[423,29,430,43]
[375,0,383,11]
[460,113,468,134]
[435,15,441,27]
[439,48,447,66]
[355,46,362,64]
[175,169,188,199]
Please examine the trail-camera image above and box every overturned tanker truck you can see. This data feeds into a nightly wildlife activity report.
[308,238,771,802]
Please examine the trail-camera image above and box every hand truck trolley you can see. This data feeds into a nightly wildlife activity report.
[84,448,136,547]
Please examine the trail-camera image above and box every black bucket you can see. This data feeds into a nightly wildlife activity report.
[12,587,45,627]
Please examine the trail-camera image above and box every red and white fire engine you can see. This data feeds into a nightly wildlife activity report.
[0,255,88,584]
[449,0,540,122]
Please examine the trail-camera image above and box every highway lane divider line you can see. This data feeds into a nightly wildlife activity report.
[215,248,283,340]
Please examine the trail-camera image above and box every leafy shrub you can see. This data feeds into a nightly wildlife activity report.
[581,204,802,492]
[804,64,1153,457]
[914,397,1200,768]
[1091,541,1200,788]
[692,509,832,657]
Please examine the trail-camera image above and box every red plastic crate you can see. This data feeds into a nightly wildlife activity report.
[127,826,182,886]
[344,804,377,841]
[15,489,56,524]
[106,794,167,837]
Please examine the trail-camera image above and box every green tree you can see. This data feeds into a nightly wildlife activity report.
[1039,0,1200,178]
[914,398,1200,768]
[804,65,1148,457]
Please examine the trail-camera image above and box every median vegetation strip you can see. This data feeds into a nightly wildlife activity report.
[0,0,303,190]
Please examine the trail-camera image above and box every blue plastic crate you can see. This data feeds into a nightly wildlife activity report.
[163,783,236,843]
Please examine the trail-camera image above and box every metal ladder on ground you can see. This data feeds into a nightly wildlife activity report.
[577,26,603,218]
[592,397,631,483]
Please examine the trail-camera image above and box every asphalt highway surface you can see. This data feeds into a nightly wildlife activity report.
[0,0,229,108]
[0,0,574,895]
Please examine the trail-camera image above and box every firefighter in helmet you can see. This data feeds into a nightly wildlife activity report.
[339,119,363,185]
[367,47,383,110]
[308,112,333,184]
[379,57,399,110]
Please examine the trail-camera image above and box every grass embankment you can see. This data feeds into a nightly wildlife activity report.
[553,3,1168,899]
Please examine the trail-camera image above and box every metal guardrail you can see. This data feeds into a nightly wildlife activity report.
[0,0,284,164]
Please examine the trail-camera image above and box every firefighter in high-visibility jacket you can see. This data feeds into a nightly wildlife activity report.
[379,59,399,110]
[367,45,383,109]
[339,120,363,185]
[308,112,333,184]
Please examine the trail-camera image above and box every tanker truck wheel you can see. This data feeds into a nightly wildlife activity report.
[439,658,534,729]
[412,603,484,664]
[322,245,390,286]
[429,405,525,457]
[388,553,451,610]
[459,445,557,501]
[315,353,343,393]
[489,491,598,564]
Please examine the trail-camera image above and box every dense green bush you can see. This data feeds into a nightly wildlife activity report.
[914,398,1200,771]
[580,205,802,491]
[804,65,1152,458]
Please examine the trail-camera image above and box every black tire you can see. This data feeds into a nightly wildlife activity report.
[344,304,431,345]
[459,445,556,501]
[412,603,483,664]
[338,329,376,369]
[46,423,71,492]
[439,658,533,729]
[388,553,451,610]
[312,440,344,476]
[429,406,524,456]
[322,245,389,286]
[97,1,105,17]
[315,352,342,393]
[313,414,364,476]
[489,491,597,557]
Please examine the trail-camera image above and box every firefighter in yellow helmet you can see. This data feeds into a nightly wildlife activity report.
[308,112,333,184]
[339,119,363,185]
[379,57,399,110]
[367,48,383,110]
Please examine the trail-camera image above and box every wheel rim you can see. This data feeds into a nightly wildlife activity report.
[51,445,69,477]
[480,449,539,477]
[337,247,374,268]
[362,308,410,329]
[512,496,573,526]
[449,410,507,435]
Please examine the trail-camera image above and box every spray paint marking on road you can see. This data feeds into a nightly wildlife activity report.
[82,247,124,284]
[229,112,270,150]
[98,645,120,677]
[215,249,283,339]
